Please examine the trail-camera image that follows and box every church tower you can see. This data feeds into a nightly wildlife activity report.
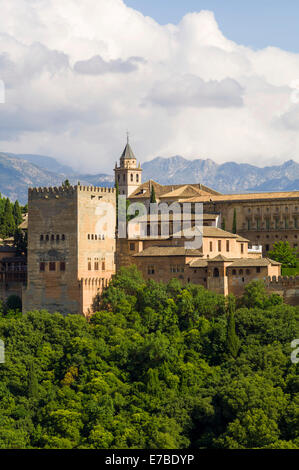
[114,135,142,197]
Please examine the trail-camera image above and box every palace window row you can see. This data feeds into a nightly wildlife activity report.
[117,173,139,183]
[87,257,106,271]
[208,240,232,252]
[87,234,106,240]
[40,234,66,242]
[40,261,66,272]
[247,217,299,230]
[231,267,261,275]
[170,265,184,273]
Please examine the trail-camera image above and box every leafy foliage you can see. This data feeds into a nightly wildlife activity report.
[0,269,298,449]
[268,241,298,269]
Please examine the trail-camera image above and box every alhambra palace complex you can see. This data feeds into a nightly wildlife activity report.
[1,140,299,314]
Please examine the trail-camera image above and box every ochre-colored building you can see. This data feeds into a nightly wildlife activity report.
[19,139,299,314]
[22,184,116,316]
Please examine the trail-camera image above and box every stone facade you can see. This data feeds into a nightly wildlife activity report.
[19,140,299,313]
[22,185,116,316]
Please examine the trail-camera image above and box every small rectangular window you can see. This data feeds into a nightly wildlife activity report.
[218,240,221,251]
[88,262,91,271]
[94,262,99,270]
[148,265,155,275]
[209,241,213,252]
[256,267,261,273]
[241,244,244,253]
[102,262,106,271]
[60,262,66,271]
[130,243,135,251]
[40,262,45,272]
[49,262,56,271]
[226,240,230,252]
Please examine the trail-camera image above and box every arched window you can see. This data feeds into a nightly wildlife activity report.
[40,235,44,241]
[213,268,220,278]
[56,234,60,241]
[62,234,65,241]
[136,174,139,183]
[46,235,49,241]
[51,234,54,241]
[131,174,133,182]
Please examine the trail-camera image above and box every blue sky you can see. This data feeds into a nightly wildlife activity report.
[1,0,299,170]
[125,0,299,52]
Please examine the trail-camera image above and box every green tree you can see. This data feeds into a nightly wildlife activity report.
[6,295,22,312]
[232,208,237,234]
[150,185,156,203]
[221,217,226,231]
[14,228,27,255]
[0,198,16,238]
[28,362,39,400]
[62,179,70,187]
[268,241,297,268]
[225,300,240,359]
[13,201,23,227]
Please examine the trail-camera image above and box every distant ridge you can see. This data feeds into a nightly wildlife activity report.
[142,157,299,193]
[0,151,298,203]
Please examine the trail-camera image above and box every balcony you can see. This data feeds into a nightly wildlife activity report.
[248,245,263,253]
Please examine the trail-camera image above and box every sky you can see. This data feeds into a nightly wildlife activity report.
[0,0,299,173]
[125,1,299,52]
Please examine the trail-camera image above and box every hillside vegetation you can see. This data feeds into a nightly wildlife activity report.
[0,267,298,449]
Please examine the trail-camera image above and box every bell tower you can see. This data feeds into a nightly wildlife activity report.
[114,134,142,197]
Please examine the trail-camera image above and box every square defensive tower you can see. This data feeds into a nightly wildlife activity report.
[23,184,116,316]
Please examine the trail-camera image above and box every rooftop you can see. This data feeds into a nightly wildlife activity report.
[129,180,220,200]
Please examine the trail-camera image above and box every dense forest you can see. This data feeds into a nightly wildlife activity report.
[0,193,27,255]
[0,266,297,449]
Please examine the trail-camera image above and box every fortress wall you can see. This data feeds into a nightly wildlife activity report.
[266,275,299,306]
[24,185,116,315]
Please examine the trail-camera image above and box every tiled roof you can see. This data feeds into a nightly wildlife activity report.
[209,254,234,262]
[228,257,281,267]
[133,246,203,257]
[129,180,220,199]
[171,226,244,239]
[131,212,219,222]
[189,259,209,267]
[184,191,299,203]
[120,143,135,160]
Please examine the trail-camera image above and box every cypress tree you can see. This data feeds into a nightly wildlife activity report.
[1,198,15,238]
[232,208,237,234]
[226,297,240,359]
[13,200,23,227]
[150,185,156,204]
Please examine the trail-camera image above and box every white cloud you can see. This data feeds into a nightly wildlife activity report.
[74,55,145,75]
[0,0,298,173]
[148,75,244,108]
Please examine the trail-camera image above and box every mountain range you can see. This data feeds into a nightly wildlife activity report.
[0,152,298,204]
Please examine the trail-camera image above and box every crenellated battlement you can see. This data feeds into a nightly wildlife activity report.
[28,185,116,199]
[266,275,299,288]
[78,277,110,288]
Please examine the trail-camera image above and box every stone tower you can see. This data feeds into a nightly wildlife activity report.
[114,135,142,196]
[23,184,116,316]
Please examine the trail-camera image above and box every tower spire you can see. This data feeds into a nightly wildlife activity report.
[126,131,129,145]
